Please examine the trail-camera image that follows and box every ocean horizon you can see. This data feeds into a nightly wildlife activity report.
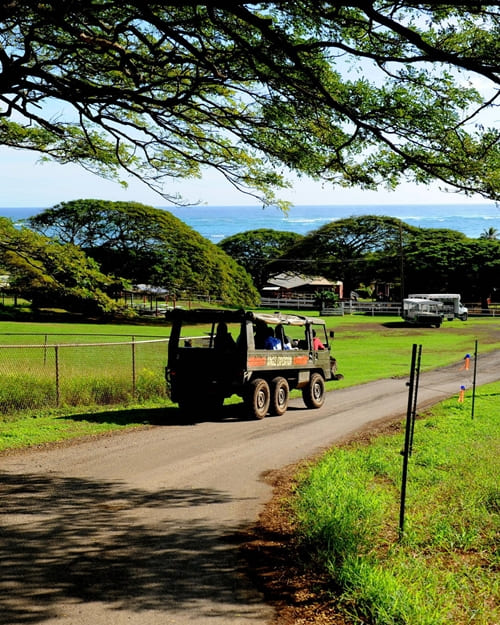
[1,203,499,243]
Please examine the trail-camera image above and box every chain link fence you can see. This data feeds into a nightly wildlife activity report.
[0,334,170,416]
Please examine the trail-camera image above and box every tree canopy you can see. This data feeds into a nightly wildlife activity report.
[218,229,303,289]
[268,215,500,302]
[28,200,260,306]
[403,229,500,305]
[0,217,124,315]
[1,2,498,205]
[267,215,415,296]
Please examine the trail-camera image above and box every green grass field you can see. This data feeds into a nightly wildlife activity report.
[325,314,500,387]
[0,320,171,421]
[293,380,500,625]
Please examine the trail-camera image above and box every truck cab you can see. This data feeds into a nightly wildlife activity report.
[165,308,340,420]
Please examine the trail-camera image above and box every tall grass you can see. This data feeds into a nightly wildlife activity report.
[0,374,55,412]
[0,369,168,417]
[0,326,169,418]
[293,382,500,624]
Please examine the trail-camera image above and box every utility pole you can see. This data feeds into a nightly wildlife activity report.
[399,221,405,300]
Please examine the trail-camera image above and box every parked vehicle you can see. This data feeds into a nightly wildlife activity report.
[408,293,468,321]
[165,308,341,419]
[402,298,444,327]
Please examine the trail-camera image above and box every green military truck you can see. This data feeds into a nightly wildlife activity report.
[165,308,340,419]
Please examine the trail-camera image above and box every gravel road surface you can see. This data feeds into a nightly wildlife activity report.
[2,350,499,625]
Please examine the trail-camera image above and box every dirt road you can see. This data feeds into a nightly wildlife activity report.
[2,350,499,625]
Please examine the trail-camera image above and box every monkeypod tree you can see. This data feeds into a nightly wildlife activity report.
[0,2,498,206]
[268,215,416,297]
[218,229,303,289]
[402,229,500,305]
[28,200,260,306]
[0,217,124,315]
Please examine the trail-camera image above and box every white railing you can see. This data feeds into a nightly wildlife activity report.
[260,297,316,310]
[260,298,500,318]
[260,297,402,316]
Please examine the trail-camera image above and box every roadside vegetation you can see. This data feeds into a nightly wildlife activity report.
[292,381,499,625]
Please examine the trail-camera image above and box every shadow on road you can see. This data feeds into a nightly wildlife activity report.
[59,401,306,427]
[0,472,261,624]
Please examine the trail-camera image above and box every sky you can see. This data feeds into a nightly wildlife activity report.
[0,146,494,209]
[2,9,497,212]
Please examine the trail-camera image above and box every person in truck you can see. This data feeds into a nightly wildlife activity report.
[312,329,325,350]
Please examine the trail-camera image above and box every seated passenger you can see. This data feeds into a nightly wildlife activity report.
[254,319,268,349]
[214,322,235,350]
[312,329,325,350]
[275,324,292,350]
[264,327,282,350]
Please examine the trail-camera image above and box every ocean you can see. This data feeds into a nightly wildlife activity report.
[1,204,499,243]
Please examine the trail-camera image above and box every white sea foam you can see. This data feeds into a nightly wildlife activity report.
[1,203,498,242]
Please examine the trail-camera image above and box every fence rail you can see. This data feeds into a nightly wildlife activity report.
[260,297,316,310]
[260,297,500,317]
[0,335,170,416]
[260,298,403,316]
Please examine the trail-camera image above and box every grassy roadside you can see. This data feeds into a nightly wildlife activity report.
[291,381,499,625]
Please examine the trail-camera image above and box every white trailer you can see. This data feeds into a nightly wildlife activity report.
[408,293,468,321]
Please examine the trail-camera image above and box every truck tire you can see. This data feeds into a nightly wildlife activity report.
[246,378,270,420]
[177,398,198,422]
[302,372,325,409]
[270,376,289,416]
[206,395,225,419]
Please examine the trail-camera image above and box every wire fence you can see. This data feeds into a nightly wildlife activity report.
[0,334,170,416]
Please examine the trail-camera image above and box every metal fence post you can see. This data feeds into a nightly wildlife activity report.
[399,343,420,539]
[131,337,136,398]
[409,344,422,455]
[54,345,60,407]
[471,339,478,419]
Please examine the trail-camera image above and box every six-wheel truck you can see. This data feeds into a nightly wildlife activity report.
[165,308,340,420]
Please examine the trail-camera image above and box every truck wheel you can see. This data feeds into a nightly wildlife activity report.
[302,373,325,409]
[270,376,289,416]
[246,378,270,420]
[206,395,225,419]
[177,398,198,422]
